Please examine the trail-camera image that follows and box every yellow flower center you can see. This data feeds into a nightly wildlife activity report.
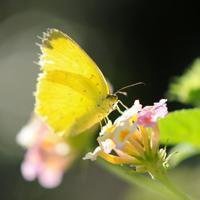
[119,129,129,142]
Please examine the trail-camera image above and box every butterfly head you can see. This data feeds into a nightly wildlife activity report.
[105,94,118,110]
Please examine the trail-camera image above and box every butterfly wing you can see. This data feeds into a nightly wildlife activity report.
[35,29,112,136]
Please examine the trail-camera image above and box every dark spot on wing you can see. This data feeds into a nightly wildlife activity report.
[43,39,53,49]
[90,74,95,79]
[42,28,66,49]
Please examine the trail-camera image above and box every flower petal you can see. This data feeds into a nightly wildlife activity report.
[137,99,168,126]
[99,139,116,154]
[21,161,38,181]
[83,147,101,161]
[114,100,142,124]
[99,151,135,164]
[38,168,63,188]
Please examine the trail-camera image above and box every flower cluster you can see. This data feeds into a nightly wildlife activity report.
[83,99,168,176]
[16,115,75,188]
[17,99,169,187]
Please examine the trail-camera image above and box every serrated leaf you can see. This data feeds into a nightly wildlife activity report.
[159,108,200,147]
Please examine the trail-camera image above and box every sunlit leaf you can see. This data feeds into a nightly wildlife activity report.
[168,143,199,168]
[159,108,200,147]
[168,58,200,106]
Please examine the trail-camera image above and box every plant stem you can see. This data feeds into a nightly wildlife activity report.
[151,168,193,200]
[98,160,178,199]
[98,159,195,200]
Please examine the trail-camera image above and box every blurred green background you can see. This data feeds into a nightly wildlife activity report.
[1,0,200,199]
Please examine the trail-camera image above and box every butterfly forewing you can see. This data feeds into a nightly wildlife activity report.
[35,29,114,136]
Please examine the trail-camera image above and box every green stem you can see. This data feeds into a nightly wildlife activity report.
[150,168,193,200]
[98,160,179,199]
[98,159,195,200]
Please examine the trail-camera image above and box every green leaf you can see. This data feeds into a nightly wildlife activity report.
[168,143,199,168]
[168,58,200,106]
[159,108,200,147]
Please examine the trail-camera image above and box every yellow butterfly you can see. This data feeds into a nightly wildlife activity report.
[35,29,118,136]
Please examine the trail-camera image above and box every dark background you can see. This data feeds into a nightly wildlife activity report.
[0,0,200,199]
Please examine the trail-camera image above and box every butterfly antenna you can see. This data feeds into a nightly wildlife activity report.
[115,82,145,95]
[116,91,127,96]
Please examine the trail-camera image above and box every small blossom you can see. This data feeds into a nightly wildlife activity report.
[17,115,75,188]
[16,117,42,148]
[84,99,169,176]
[137,99,168,127]
[83,147,101,161]
[114,100,142,124]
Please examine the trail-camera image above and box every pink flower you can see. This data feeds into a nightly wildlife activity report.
[17,115,75,188]
[83,98,171,183]
[137,99,168,127]
[83,99,169,175]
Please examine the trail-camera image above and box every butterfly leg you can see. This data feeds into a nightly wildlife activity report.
[99,116,110,130]
[103,117,110,124]
[118,100,129,110]
[99,120,103,129]
[115,104,124,114]
[115,100,128,114]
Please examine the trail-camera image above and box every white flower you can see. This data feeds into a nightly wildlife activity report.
[114,100,142,124]
[16,117,39,148]
[83,147,101,161]
[99,120,113,136]
[100,139,116,154]
[83,99,169,172]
